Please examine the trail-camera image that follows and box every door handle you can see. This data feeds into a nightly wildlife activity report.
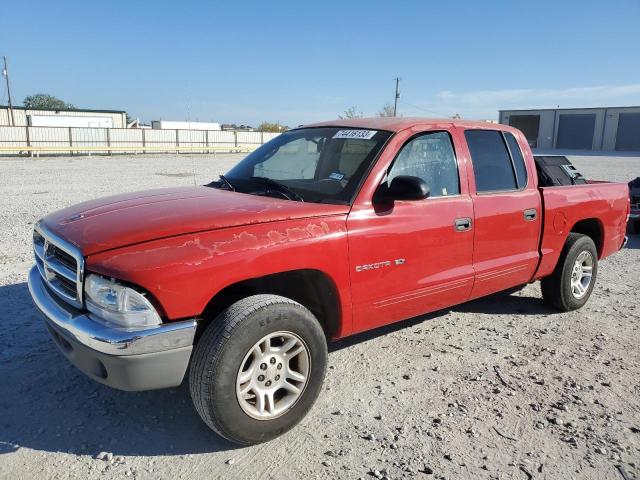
[454,217,472,232]
[524,208,537,221]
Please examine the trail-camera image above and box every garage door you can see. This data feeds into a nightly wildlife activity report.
[615,113,640,151]
[556,114,596,150]
[508,115,540,148]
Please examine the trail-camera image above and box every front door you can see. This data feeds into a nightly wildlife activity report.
[347,129,475,334]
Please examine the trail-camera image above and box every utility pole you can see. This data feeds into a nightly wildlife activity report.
[2,56,15,126]
[393,77,401,117]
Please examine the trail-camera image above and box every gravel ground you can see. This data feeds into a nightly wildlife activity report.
[0,153,639,480]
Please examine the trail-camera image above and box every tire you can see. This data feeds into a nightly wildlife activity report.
[189,294,328,445]
[541,233,598,311]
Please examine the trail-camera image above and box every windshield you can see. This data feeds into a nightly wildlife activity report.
[210,127,392,204]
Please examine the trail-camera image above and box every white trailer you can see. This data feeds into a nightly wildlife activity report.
[27,115,114,128]
[151,120,221,131]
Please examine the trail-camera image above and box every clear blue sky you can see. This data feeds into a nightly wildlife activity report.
[2,0,639,126]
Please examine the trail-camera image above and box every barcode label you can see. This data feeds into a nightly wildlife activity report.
[332,129,377,140]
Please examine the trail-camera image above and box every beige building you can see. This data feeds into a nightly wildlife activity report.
[0,106,127,128]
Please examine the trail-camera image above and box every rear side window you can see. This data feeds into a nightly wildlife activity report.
[387,131,459,197]
[465,130,517,192]
[504,132,528,188]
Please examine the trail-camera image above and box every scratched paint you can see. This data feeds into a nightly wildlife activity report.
[93,221,339,271]
[187,222,333,262]
[42,185,349,256]
[86,217,351,322]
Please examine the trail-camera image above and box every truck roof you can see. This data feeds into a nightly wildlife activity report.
[303,117,506,133]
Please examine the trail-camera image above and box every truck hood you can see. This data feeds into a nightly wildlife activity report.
[41,187,349,255]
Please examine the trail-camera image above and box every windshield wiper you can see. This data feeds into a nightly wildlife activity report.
[250,176,305,202]
[218,174,236,191]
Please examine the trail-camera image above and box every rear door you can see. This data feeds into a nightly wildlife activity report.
[461,128,541,299]
[347,128,475,333]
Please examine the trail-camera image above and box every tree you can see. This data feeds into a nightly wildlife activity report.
[377,103,395,117]
[125,112,138,126]
[256,121,287,132]
[23,94,75,110]
[338,106,363,119]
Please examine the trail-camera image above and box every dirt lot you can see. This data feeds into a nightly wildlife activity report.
[0,153,639,480]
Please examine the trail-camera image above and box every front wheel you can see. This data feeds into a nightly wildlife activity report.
[189,295,327,445]
[541,233,598,311]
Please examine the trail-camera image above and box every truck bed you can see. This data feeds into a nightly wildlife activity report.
[534,180,629,280]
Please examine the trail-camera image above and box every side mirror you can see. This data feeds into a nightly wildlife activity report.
[384,175,430,201]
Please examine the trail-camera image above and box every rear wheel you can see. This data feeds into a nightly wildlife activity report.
[541,233,598,311]
[189,294,327,445]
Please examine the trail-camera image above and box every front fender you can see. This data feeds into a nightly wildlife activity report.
[85,216,352,334]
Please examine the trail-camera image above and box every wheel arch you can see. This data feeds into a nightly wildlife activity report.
[198,269,342,340]
[569,218,604,257]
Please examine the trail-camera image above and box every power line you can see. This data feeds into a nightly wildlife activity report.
[398,99,450,118]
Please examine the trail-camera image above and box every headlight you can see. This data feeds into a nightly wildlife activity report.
[84,274,161,329]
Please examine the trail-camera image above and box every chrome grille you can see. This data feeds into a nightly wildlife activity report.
[33,223,84,309]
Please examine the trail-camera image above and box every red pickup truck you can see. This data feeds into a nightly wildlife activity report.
[28,118,629,445]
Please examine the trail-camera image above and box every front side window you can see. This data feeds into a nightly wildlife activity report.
[386,131,459,197]
[217,127,392,204]
[465,130,517,192]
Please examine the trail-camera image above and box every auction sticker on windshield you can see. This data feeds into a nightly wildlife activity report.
[333,130,378,140]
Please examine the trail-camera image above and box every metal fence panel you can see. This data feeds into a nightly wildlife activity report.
[263,132,281,142]
[28,126,70,146]
[0,127,27,147]
[143,129,177,147]
[177,129,206,144]
[207,130,236,144]
[71,128,108,146]
[0,126,276,154]
[237,131,262,144]
[109,128,143,146]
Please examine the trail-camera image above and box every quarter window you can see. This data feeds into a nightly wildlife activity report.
[387,131,459,197]
[465,130,517,192]
[504,132,528,189]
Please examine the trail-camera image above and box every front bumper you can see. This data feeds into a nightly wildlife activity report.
[28,266,197,391]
